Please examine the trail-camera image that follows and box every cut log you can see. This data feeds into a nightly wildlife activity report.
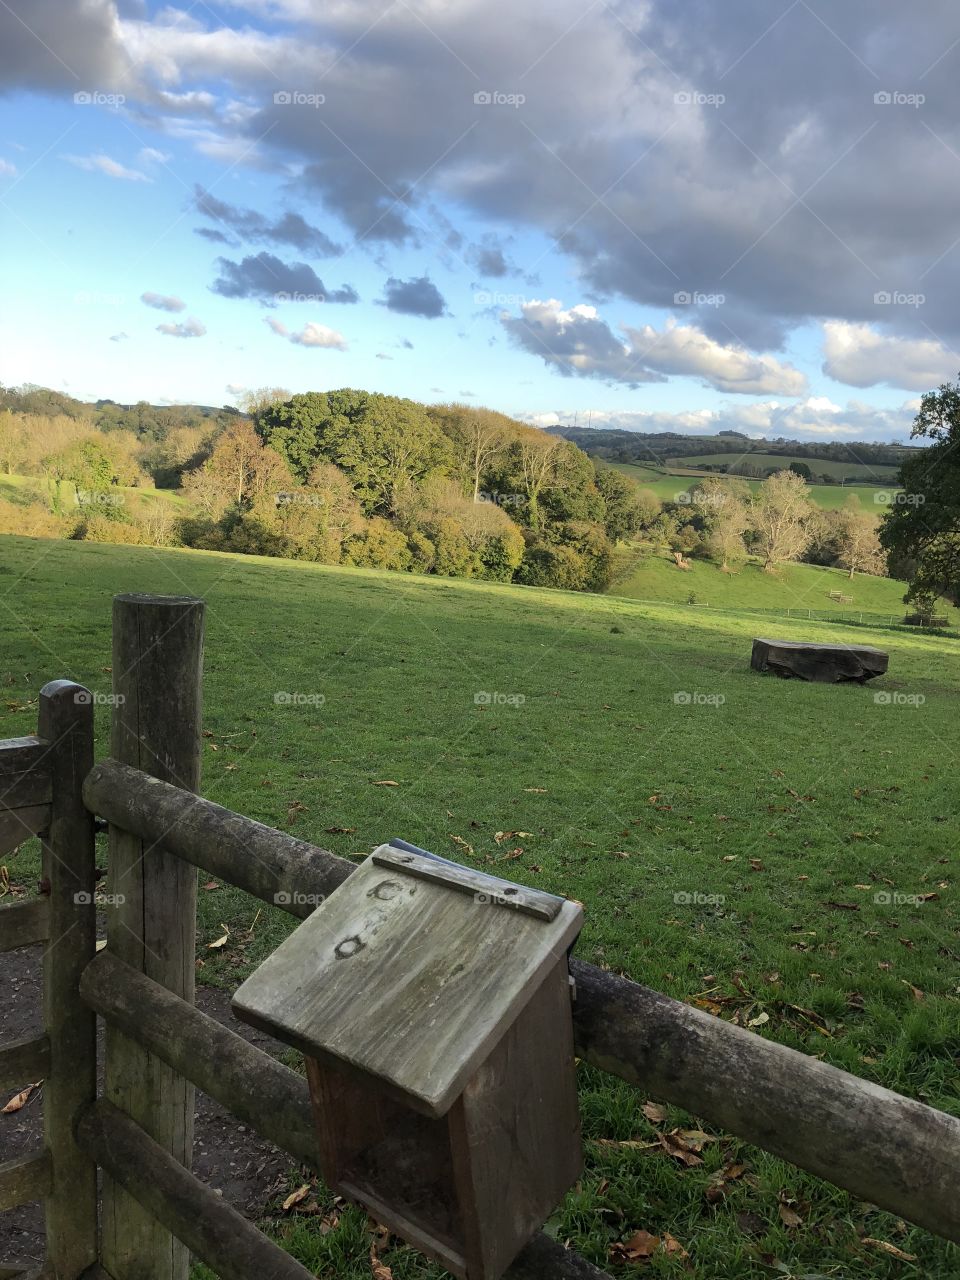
[751,637,888,683]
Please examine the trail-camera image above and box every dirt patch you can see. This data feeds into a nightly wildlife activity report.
[0,942,306,1270]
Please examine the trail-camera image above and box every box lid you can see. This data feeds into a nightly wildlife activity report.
[232,841,583,1117]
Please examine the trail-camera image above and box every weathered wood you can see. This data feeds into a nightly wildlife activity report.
[83,759,351,916]
[0,736,49,774]
[751,636,888,683]
[0,1034,50,1093]
[0,1259,44,1280]
[233,848,583,1118]
[0,1152,52,1211]
[38,681,98,1280]
[0,805,51,856]
[76,1101,317,1280]
[570,959,960,1245]
[80,949,317,1164]
[102,594,204,1280]
[372,844,563,921]
[0,900,49,953]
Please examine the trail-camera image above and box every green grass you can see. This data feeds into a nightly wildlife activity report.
[606,461,897,511]
[0,533,957,1279]
[0,472,188,514]
[609,551,960,625]
[667,453,901,483]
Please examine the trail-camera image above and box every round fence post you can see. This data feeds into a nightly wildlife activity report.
[101,594,204,1280]
[39,680,98,1279]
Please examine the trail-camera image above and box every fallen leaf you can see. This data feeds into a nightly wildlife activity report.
[778,1203,803,1229]
[747,1011,770,1027]
[660,1232,688,1259]
[3,1082,41,1113]
[862,1238,917,1261]
[611,1230,658,1261]
[523,787,548,793]
[282,1184,311,1212]
[901,981,924,1001]
[202,881,220,891]
[449,834,474,855]
[642,1101,668,1124]
[95,939,108,952]
[371,780,399,787]
[207,924,230,950]
[370,1245,393,1280]
[325,826,356,834]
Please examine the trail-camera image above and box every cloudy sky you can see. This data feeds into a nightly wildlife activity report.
[1,0,959,439]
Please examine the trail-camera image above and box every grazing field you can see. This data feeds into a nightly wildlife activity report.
[606,461,897,511]
[0,472,188,515]
[610,550,960,624]
[0,534,957,1279]
[666,453,901,483]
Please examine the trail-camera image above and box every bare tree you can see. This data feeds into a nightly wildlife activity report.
[751,470,815,570]
[833,504,885,578]
[515,434,561,530]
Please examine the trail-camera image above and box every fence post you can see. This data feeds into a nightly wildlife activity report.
[39,680,97,1279]
[101,594,204,1280]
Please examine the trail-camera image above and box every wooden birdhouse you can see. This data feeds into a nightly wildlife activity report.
[232,840,584,1280]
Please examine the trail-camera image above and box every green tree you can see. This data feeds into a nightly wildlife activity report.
[751,470,815,570]
[880,376,960,606]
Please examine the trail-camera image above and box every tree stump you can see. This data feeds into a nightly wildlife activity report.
[751,638,888,683]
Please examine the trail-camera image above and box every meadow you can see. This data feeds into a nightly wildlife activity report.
[0,533,957,1279]
[666,454,901,484]
[606,461,896,512]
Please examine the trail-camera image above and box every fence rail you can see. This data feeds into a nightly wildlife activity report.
[1,592,958,1280]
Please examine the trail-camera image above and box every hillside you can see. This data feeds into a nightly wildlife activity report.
[605,460,896,511]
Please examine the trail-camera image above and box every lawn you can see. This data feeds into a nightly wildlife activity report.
[0,533,957,1279]
[609,550,960,625]
[605,461,897,512]
[0,472,188,515]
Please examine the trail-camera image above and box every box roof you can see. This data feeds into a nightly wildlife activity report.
[232,842,583,1116]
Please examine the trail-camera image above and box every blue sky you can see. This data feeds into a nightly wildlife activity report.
[2,1,959,440]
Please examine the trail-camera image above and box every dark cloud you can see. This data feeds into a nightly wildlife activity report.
[194,226,236,246]
[467,236,513,278]
[210,253,358,305]
[379,275,447,318]
[0,0,129,95]
[141,291,186,313]
[194,186,341,256]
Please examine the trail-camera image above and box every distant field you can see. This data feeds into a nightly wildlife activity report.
[0,534,957,1279]
[0,472,187,514]
[610,549,959,624]
[606,461,897,511]
[667,452,901,483]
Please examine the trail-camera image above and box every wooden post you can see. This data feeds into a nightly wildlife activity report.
[101,594,204,1280]
[39,680,97,1279]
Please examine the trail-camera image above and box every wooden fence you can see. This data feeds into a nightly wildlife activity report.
[1,591,959,1280]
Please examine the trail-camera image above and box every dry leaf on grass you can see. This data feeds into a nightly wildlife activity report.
[281,1184,311,1212]
[207,924,230,950]
[371,780,399,787]
[862,1238,917,1261]
[642,1100,668,1124]
[369,1246,393,1280]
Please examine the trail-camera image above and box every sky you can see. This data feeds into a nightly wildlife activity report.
[1,0,959,441]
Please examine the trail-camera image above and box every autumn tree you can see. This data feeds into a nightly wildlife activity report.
[830,499,885,578]
[690,477,750,570]
[182,421,291,516]
[511,433,562,531]
[750,470,815,570]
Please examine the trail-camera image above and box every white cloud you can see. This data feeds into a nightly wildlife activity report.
[157,317,207,337]
[64,153,151,182]
[822,321,958,391]
[0,158,17,176]
[265,316,347,349]
[141,291,186,312]
[502,300,806,395]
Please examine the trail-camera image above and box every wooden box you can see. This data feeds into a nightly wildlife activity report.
[233,841,584,1280]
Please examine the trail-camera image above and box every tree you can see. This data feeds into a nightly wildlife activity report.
[236,386,291,426]
[182,421,291,516]
[595,468,649,541]
[789,460,813,481]
[880,376,960,606]
[831,499,885,578]
[0,411,27,475]
[691,477,750,570]
[751,470,815,569]
[512,434,562,531]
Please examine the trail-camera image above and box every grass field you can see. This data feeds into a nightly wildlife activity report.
[606,461,897,512]
[0,472,188,515]
[609,550,960,625]
[0,534,957,1279]
[666,454,901,483]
